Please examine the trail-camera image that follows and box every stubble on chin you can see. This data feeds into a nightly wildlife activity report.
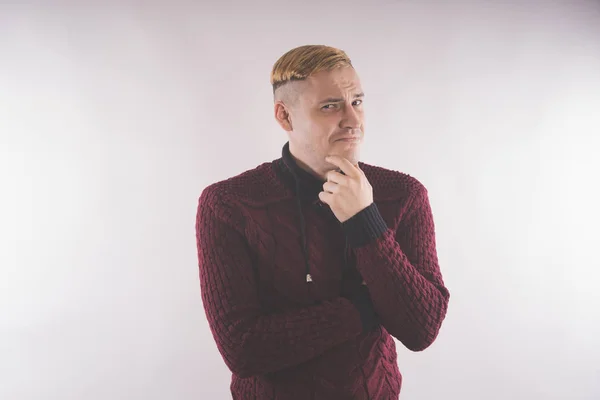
[323,148,361,171]
[341,147,361,165]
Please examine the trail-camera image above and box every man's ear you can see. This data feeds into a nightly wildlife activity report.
[274,102,293,131]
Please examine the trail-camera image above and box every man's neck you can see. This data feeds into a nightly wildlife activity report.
[287,144,328,182]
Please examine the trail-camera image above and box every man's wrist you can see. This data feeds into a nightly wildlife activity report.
[341,202,388,248]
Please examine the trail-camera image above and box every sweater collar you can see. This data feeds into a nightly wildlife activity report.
[278,142,325,201]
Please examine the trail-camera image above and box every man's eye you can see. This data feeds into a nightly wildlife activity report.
[322,101,361,110]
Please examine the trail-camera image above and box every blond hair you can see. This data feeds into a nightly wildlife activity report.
[270,45,353,93]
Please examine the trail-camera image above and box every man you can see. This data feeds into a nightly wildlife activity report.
[195,44,450,399]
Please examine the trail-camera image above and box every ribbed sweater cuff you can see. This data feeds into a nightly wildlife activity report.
[342,202,388,248]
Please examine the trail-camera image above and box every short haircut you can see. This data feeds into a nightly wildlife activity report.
[270,45,353,94]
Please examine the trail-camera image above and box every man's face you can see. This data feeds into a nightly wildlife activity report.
[278,66,365,175]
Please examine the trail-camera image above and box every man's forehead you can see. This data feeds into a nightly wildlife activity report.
[303,70,362,99]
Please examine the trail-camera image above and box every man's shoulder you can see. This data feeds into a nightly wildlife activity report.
[199,160,286,210]
[359,161,427,202]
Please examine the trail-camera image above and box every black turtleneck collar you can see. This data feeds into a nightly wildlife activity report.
[278,142,325,201]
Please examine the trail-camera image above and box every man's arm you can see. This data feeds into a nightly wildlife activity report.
[342,185,450,351]
[196,186,369,378]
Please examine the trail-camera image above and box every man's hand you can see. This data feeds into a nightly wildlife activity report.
[318,155,373,223]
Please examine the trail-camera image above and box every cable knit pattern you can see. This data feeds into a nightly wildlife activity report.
[195,145,450,399]
[350,180,450,351]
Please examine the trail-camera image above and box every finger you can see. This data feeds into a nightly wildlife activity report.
[318,190,333,204]
[325,170,349,185]
[322,181,338,194]
[325,155,356,176]
[325,155,360,178]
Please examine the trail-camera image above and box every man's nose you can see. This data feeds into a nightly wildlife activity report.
[341,104,361,129]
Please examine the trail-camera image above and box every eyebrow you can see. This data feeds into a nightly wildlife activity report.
[319,92,364,104]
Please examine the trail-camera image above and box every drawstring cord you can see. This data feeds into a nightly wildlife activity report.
[295,179,312,283]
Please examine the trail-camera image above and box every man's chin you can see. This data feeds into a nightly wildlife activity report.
[327,147,361,165]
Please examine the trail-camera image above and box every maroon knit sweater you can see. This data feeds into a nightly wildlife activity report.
[195,142,450,399]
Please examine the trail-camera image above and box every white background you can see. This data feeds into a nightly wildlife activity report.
[1,1,599,399]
